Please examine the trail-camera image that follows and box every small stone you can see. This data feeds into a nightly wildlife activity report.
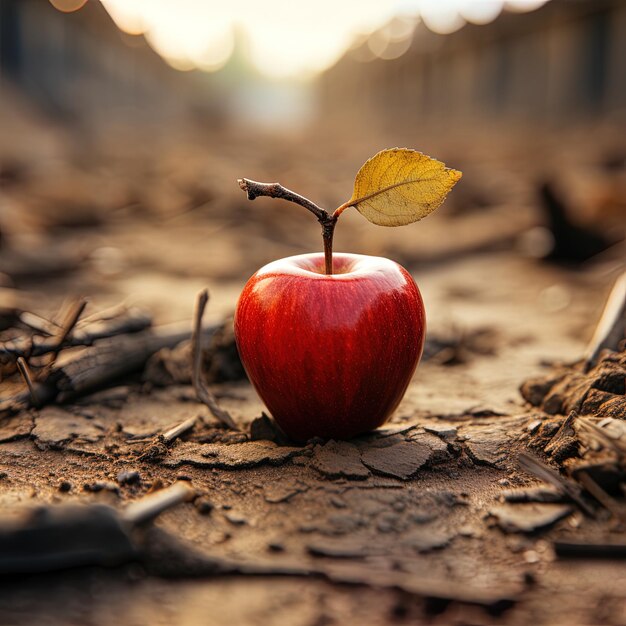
[176,473,193,482]
[524,550,540,563]
[458,525,476,537]
[267,542,285,553]
[117,470,141,485]
[499,479,511,486]
[194,496,214,515]
[224,511,247,525]
[58,480,72,493]
[0,472,8,480]
[249,413,287,444]
[83,481,119,494]
[330,496,347,509]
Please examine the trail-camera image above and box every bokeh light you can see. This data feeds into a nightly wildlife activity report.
[94,0,550,78]
[49,0,88,12]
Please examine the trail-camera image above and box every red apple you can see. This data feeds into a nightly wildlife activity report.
[234,252,426,441]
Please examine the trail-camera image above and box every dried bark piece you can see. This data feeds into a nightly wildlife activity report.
[489,504,573,533]
[463,425,510,467]
[520,372,566,407]
[0,411,33,443]
[423,424,458,441]
[311,441,370,480]
[32,407,105,450]
[501,487,566,504]
[520,350,626,418]
[361,438,431,480]
[162,441,305,470]
[544,412,579,463]
[408,430,451,464]
[249,413,289,445]
[542,373,590,415]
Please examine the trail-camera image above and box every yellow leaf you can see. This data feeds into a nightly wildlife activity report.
[340,148,462,227]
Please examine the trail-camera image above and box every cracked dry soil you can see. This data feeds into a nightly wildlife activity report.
[1,248,625,626]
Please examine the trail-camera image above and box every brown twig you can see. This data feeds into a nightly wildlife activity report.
[238,178,328,221]
[48,298,87,366]
[2,308,152,360]
[237,178,338,275]
[192,290,238,430]
[517,453,595,516]
[123,482,195,525]
[553,540,626,559]
[576,471,624,521]
[162,416,198,443]
[16,357,40,407]
[0,321,218,416]
[18,311,63,336]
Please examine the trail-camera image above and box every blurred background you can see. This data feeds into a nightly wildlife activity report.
[0,0,624,342]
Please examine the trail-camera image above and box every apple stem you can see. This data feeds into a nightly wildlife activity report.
[321,216,338,275]
[238,178,339,275]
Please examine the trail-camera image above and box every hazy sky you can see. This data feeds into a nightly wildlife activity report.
[52,0,550,79]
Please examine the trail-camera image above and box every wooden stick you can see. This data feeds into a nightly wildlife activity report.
[191,290,238,430]
[47,298,88,366]
[123,482,195,526]
[554,540,626,559]
[2,308,152,360]
[583,271,626,371]
[16,357,40,407]
[53,321,217,401]
[576,471,624,521]
[163,416,197,443]
[1,322,219,415]
[517,453,595,516]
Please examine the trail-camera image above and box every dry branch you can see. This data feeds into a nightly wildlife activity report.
[191,289,238,430]
[1,308,152,360]
[1,321,218,414]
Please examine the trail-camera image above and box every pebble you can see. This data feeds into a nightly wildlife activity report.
[224,511,247,525]
[194,496,214,515]
[117,470,141,485]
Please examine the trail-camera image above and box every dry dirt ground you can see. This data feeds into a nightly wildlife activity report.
[0,92,625,625]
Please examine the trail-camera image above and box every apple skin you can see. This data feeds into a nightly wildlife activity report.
[234,252,426,442]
